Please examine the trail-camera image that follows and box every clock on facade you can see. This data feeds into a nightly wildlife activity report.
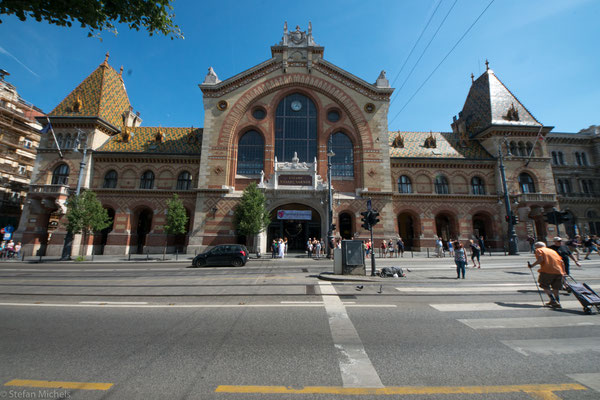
[290,100,302,111]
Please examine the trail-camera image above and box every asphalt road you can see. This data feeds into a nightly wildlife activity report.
[1,255,599,399]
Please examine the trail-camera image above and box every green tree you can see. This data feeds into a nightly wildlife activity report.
[233,183,270,252]
[65,190,112,256]
[164,194,188,235]
[0,0,183,39]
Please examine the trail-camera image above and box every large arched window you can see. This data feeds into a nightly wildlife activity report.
[140,170,155,189]
[398,175,412,193]
[51,164,69,185]
[103,170,118,188]
[237,130,264,175]
[471,176,485,195]
[434,175,449,194]
[519,172,536,193]
[275,93,317,162]
[176,171,192,190]
[328,132,353,177]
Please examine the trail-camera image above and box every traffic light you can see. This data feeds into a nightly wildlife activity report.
[505,215,510,222]
[544,211,557,225]
[360,211,371,230]
[558,211,571,223]
[511,215,519,225]
[369,210,380,227]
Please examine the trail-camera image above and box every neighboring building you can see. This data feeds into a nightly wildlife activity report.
[0,69,43,231]
[14,24,600,256]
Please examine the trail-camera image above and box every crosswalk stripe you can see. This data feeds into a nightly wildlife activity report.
[397,285,536,293]
[567,373,600,393]
[431,301,582,311]
[458,316,600,329]
[501,337,600,356]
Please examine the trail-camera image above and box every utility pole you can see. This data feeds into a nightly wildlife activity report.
[326,136,335,258]
[498,147,519,255]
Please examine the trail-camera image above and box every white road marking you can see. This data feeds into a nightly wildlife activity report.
[431,301,582,312]
[397,285,536,293]
[319,281,383,388]
[567,373,600,393]
[459,316,600,329]
[79,301,149,305]
[501,337,600,356]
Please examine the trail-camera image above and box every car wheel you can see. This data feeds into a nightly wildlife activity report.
[231,258,243,267]
[194,258,206,267]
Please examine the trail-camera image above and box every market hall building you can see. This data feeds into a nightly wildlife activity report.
[15,24,600,256]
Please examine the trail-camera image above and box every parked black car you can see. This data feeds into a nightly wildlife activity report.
[192,244,249,267]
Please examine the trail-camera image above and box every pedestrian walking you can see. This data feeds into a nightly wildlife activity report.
[527,235,535,253]
[566,235,581,261]
[380,240,386,258]
[365,239,372,258]
[528,242,566,308]
[435,237,443,258]
[469,239,481,268]
[454,241,467,279]
[278,238,285,259]
[315,239,321,259]
[397,237,404,258]
[271,240,278,258]
[306,238,313,258]
[583,235,600,260]
[548,237,580,285]
[284,237,288,255]
[478,236,486,256]
[447,240,454,257]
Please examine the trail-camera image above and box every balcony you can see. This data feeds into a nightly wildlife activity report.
[515,193,557,203]
[29,184,70,196]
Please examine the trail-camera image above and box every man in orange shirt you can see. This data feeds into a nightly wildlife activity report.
[528,242,566,308]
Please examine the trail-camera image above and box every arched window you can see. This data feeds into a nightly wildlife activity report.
[434,175,449,194]
[329,132,353,177]
[398,175,412,193]
[103,170,118,188]
[581,152,588,166]
[526,142,533,156]
[63,134,72,149]
[471,176,485,195]
[56,134,64,148]
[551,151,558,165]
[557,179,571,195]
[51,164,69,185]
[237,130,264,175]
[519,172,536,193]
[509,141,517,156]
[518,141,526,156]
[581,179,594,196]
[176,171,192,190]
[140,170,154,189]
[557,151,565,165]
[275,93,317,162]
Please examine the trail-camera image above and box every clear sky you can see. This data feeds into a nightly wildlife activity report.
[1,0,598,133]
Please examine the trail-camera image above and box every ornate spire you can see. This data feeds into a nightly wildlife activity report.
[471,73,474,82]
[101,52,110,67]
[203,67,221,85]
[376,70,390,88]
[485,59,489,71]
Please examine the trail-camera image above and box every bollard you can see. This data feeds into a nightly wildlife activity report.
[91,249,94,262]
[504,247,507,256]
[21,252,25,262]
[176,249,178,261]
[146,250,149,261]
[128,252,131,261]
[427,248,430,258]
[39,253,42,263]
[411,250,413,258]
[163,247,166,261]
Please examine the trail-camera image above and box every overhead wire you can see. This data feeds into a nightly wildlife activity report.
[389,0,444,88]
[390,0,459,106]
[389,0,496,125]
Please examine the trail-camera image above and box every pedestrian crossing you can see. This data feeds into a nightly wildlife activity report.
[397,283,598,295]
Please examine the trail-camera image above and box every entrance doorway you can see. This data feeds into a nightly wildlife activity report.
[267,204,321,251]
[338,212,353,239]
[136,209,153,254]
[435,213,457,248]
[472,213,491,240]
[397,213,415,250]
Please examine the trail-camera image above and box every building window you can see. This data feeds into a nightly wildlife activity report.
[176,171,192,190]
[518,142,526,156]
[434,175,449,194]
[575,152,588,166]
[519,172,536,193]
[103,170,118,188]
[398,175,412,193]
[329,132,354,177]
[558,151,565,165]
[471,176,486,195]
[526,142,533,156]
[557,179,571,195]
[140,170,154,189]
[509,141,517,156]
[551,151,558,165]
[17,165,27,175]
[275,93,317,163]
[64,134,72,149]
[327,110,340,122]
[581,153,588,166]
[582,179,594,196]
[23,139,32,149]
[252,107,266,120]
[237,130,264,175]
[51,164,69,185]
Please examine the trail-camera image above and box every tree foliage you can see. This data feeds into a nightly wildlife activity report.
[66,190,112,235]
[164,194,188,235]
[0,0,183,39]
[233,183,270,238]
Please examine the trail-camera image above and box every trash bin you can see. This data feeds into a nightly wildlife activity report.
[342,240,365,275]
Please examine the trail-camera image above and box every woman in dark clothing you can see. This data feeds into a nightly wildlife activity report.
[469,239,481,268]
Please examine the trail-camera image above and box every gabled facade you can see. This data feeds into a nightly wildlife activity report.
[15,24,600,256]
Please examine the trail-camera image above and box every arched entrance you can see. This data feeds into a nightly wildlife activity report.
[267,203,321,251]
[99,208,115,255]
[338,212,353,240]
[135,208,153,254]
[397,212,415,250]
[472,212,492,240]
[435,212,457,248]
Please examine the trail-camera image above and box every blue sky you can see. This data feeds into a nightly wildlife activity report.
[1,0,598,133]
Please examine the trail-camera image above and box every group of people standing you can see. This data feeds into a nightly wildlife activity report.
[452,237,485,279]
[270,238,288,259]
[306,238,325,258]
[0,240,21,259]
[363,237,405,258]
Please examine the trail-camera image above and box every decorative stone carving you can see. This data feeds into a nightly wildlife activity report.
[375,70,390,88]
[203,67,221,85]
[424,132,436,148]
[504,103,520,121]
[392,134,404,148]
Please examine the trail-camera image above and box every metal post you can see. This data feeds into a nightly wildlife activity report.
[176,249,178,261]
[498,148,519,255]
[370,226,376,276]
[326,137,335,259]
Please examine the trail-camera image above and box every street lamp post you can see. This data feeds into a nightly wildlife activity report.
[326,137,335,258]
[498,147,519,255]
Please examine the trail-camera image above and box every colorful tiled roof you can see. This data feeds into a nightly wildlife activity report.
[98,127,202,154]
[388,131,493,160]
[458,68,541,136]
[49,54,131,128]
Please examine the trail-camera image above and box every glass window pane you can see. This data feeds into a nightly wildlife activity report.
[275,93,317,162]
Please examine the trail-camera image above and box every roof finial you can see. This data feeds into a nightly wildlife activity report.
[471,73,474,82]
[102,52,110,66]
[119,66,123,76]
[485,59,489,71]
